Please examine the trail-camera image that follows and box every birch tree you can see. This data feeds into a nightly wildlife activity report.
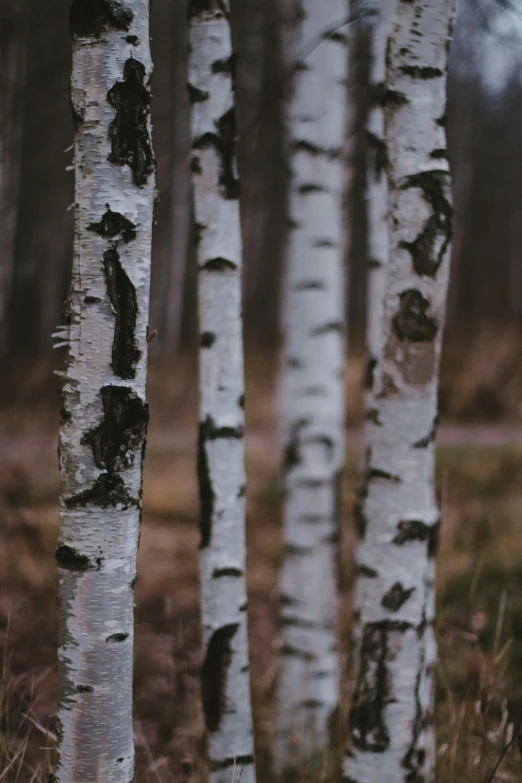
[55,1,155,780]
[188,4,256,782]
[276,0,349,769]
[344,2,455,782]
[361,0,397,391]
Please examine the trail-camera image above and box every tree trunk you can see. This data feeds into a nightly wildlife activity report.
[56,2,155,780]
[276,0,349,769]
[344,3,455,782]
[0,0,27,358]
[162,0,191,354]
[188,4,256,783]
[361,0,397,387]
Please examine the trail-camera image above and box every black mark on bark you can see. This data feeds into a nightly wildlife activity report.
[187,0,227,19]
[368,468,400,482]
[382,582,415,611]
[200,415,243,441]
[365,356,377,390]
[190,155,202,174]
[312,321,343,336]
[103,248,140,379]
[292,139,340,159]
[400,65,443,79]
[393,289,438,343]
[350,622,390,752]
[212,567,243,578]
[70,0,133,39]
[402,664,424,779]
[187,83,209,103]
[393,519,439,557]
[82,385,148,472]
[197,422,214,549]
[365,408,382,426]
[107,58,154,186]
[283,417,309,471]
[400,171,452,277]
[55,545,91,571]
[413,416,438,448]
[106,632,129,642]
[357,563,379,578]
[88,207,136,243]
[354,501,368,539]
[200,331,216,348]
[201,257,237,272]
[381,89,408,106]
[211,54,239,90]
[281,644,314,661]
[295,280,325,291]
[298,183,327,195]
[367,131,387,178]
[192,108,239,199]
[65,473,137,509]
[76,684,93,693]
[202,623,238,732]
[125,34,138,44]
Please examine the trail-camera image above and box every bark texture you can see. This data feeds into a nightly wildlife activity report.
[188,4,256,783]
[344,2,455,783]
[361,0,397,393]
[56,2,155,780]
[276,0,349,769]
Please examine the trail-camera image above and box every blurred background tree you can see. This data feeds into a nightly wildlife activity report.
[2,0,522,374]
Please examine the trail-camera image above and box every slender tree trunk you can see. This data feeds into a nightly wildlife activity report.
[361,0,397,387]
[344,3,455,782]
[56,2,155,780]
[188,5,256,782]
[276,0,349,769]
[163,0,191,353]
[0,0,27,358]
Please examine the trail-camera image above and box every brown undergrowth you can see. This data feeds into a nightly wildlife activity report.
[1,346,522,780]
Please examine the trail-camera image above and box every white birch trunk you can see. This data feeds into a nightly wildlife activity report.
[344,3,455,782]
[188,4,256,782]
[361,0,397,392]
[56,2,155,780]
[276,0,349,769]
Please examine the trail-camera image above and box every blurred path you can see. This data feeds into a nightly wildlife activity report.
[4,424,522,459]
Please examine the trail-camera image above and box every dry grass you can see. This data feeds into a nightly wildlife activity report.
[2,348,522,780]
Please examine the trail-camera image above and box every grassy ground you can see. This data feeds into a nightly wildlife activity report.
[1,359,522,781]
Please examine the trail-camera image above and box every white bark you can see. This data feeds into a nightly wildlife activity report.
[188,5,256,783]
[56,2,155,781]
[344,3,455,783]
[361,0,397,392]
[276,0,349,769]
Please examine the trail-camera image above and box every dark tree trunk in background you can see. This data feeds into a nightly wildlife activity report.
[0,0,28,358]
[162,0,191,354]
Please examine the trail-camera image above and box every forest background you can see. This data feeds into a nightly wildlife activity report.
[3,0,522,780]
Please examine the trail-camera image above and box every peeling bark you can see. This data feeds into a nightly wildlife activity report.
[188,5,256,783]
[345,3,455,782]
[276,0,349,770]
[56,3,155,780]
